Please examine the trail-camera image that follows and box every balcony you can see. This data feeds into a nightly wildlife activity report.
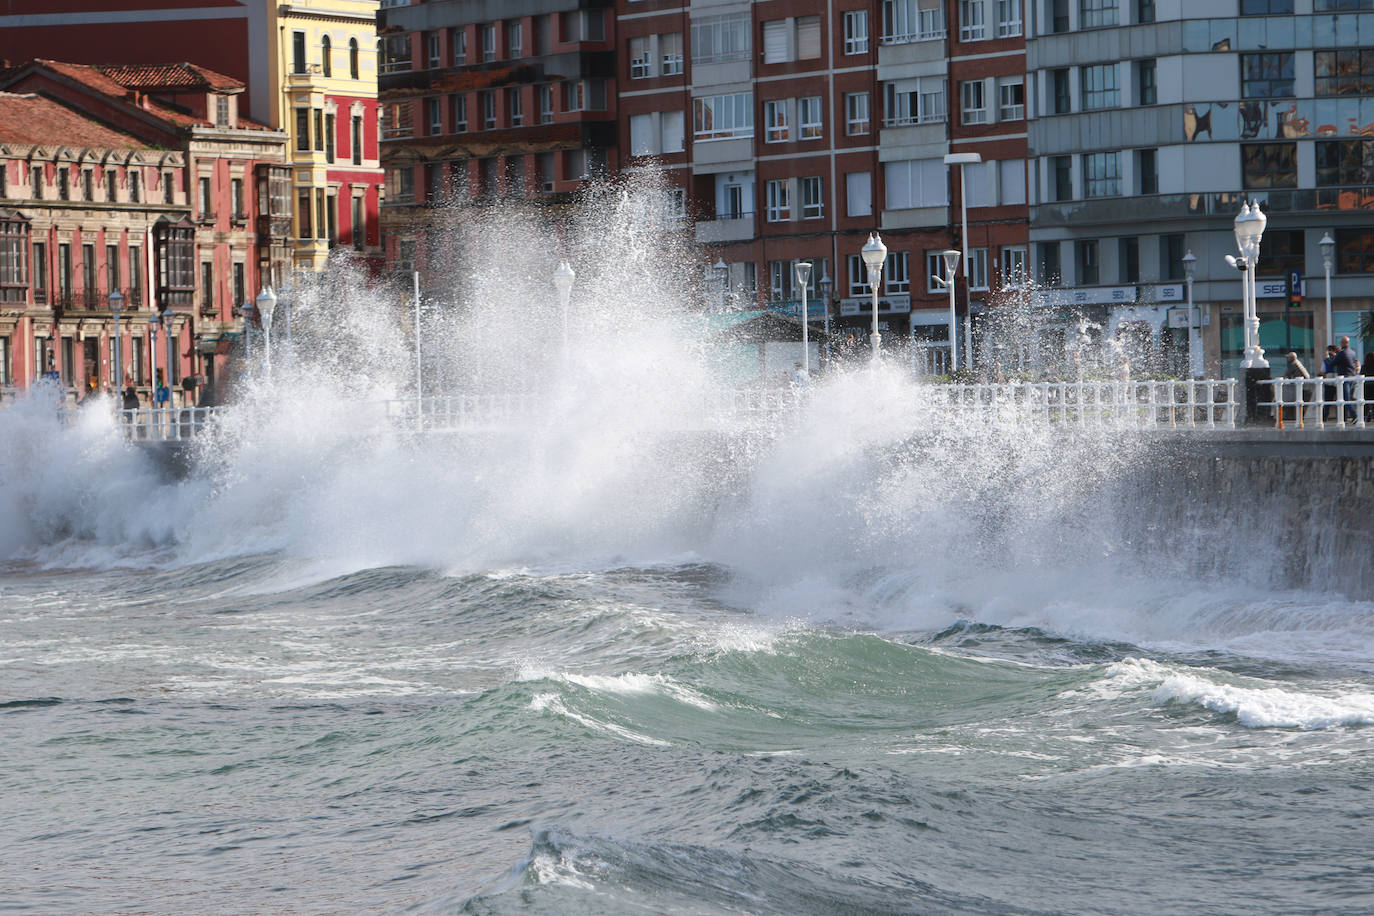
[695,214,755,244]
[1031,187,1374,229]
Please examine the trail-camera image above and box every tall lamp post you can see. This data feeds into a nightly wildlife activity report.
[712,258,728,310]
[944,151,982,372]
[240,300,253,370]
[861,232,888,363]
[936,249,961,373]
[1320,232,1335,346]
[148,313,160,426]
[108,288,124,392]
[162,308,175,406]
[1232,202,1267,370]
[819,264,833,366]
[794,260,812,376]
[554,260,575,366]
[256,286,277,375]
[1181,250,1198,378]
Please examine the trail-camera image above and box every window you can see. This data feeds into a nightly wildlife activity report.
[1242,142,1297,189]
[508,89,523,126]
[766,179,790,221]
[1137,148,1158,194]
[799,97,823,139]
[846,92,870,134]
[507,20,522,57]
[798,16,822,59]
[886,251,910,294]
[961,80,987,125]
[567,79,605,111]
[1053,69,1071,113]
[128,245,140,302]
[1079,0,1117,28]
[691,14,750,63]
[83,169,93,201]
[884,77,946,125]
[882,0,946,43]
[1241,0,1293,13]
[693,93,753,139]
[762,16,821,63]
[1077,240,1099,286]
[481,90,497,129]
[380,34,411,73]
[293,30,306,74]
[662,111,685,152]
[539,85,554,123]
[1334,228,1374,274]
[57,167,68,200]
[1316,139,1374,186]
[764,100,790,142]
[296,109,310,149]
[566,9,604,42]
[1159,233,1185,281]
[352,115,364,163]
[1137,59,1157,105]
[198,176,212,219]
[959,0,986,41]
[1118,237,1140,284]
[965,160,989,206]
[201,262,214,312]
[1137,0,1156,23]
[846,171,872,216]
[31,164,41,199]
[57,243,71,296]
[216,96,229,127]
[0,219,28,303]
[844,10,869,54]
[723,181,747,219]
[1081,65,1119,110]
[80,243,95,300]
[481,24,496,61]
[661,33,683,75]
[998,77,1024,120]
[999,159,1026,205]
[350,37,360,78]
[996,0,1021,37]
[1241,53,1294,98]
[298,190,312,237]
[1002,246,1027,286]
[885,159,947,209]
[131,172,140,203]
[322,34,333,76]
[386,166,413,203]
[968,248,989,291]
[630,114,655,156]
[801,176,823,218]
[105,170,116,202]
[926,251,948,293]
[630,37,652,78]
[230,178,243,218]
[352,197,365,250]
[1051,0,1069,32]
[1052,155,1073,200]
[452,31,466,66]
[1313,49,1374,97]
[1083,152,1120,197]
[314,109,324,151]
[848,254,871,296]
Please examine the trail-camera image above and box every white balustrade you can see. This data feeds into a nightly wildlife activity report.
[1260,376,1371,431]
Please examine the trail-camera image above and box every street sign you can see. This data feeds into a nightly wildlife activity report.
[1287,268,1303,306]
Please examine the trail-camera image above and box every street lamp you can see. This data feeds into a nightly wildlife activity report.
[240,300,253,369]
[1232,202,1267,370]
[945,151,982,372]
[1181,249,1198,378]
[256,286,277,375]
[1320,232,1335,346]
[818,263,833,361]
[933,249,961,374]
[553,260,575,365]
[148,312,161,425]
[712,258,728,310]
[108,288,123,392]
[162,309,174,405]
[794,260,812,376]
[861,232,888,362]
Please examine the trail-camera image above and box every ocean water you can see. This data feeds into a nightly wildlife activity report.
[4,194,1374,913]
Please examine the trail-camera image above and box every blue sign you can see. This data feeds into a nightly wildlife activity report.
[1287,268,1303,302]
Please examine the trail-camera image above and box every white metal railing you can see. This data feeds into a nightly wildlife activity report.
[1260,376,1372,431]
[116,407,228,441]
[929,379,1239,429]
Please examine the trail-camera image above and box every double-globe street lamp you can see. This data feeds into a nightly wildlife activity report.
[861,232,888,363]
[1225,202,1268,371]
[1320,232,1335,345]
[794,260,812,376]
[930,249,961,374]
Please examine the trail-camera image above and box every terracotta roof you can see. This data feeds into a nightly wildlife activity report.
[96,63,244,93]
[0,91,145,149]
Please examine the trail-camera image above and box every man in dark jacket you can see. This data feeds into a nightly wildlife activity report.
[1334,336,1361,422]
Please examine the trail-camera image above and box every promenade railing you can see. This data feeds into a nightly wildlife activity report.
[1260,376,1371,430]
[930,379,1238,429]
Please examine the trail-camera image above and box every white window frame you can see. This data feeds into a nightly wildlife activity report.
[693,92,753,140]
[764,99,790,143]
[959,0,987,42]
[968,247,989,291]
[882,0,946,44]
[691,13,750,64]
[844,10,869,54]
[884,78,947,126]
[765,179,791,222]
[847,254,869,297]
[427,97,442,134]
[996,0,1022,38]
[1001,245,1027,287]
[630,115,656,156]
[481,24,497,61]
[800,176,823,219]
[481,90,496,129]
[845,92,870,135]
[846,171,872,217]
[927,251,947,294]
[886,251,910,294]
[539,85,554,123]
[799,96,823,140]
[961,80,988,125]
[630,36,652,78]
[661,33,683,75]
[427,33,441,68]
[453,94,468,132]
[998,77,1025,121]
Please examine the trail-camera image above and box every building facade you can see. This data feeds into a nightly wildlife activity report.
[0,62,289,399]
[0,0,385,273]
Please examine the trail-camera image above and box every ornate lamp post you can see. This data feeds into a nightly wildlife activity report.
[1234,203,1267,370]
[553,260,575,365]
[256,286,277,375]
[945,151,982,372]
[794,260,812,376]
[108,288,123,392]
[1182,250,1198,378]
[1320,232,1335,346]
[861,233,888,363]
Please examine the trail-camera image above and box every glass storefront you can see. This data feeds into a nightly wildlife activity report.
[1220,309,1314,377]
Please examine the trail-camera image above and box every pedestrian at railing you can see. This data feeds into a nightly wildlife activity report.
[1335,336,1361,425]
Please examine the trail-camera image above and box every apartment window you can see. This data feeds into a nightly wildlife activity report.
[996,0,1022,36]
[882,0,947,43]
[1137,148,1158,194]
[1137,0,1156,23]
[1000,159,1027,205]
[1052,155,1072,200]
[885,158,947,209]
[1241,53,1294,98]
[766,179,791,221]
[800,176,823,218]
[131,172,141,203]
[1118,237,1140,284]
[661,33,683,75]
[352,115,363,163]
[298,190,312,238]
[844,10,869,54]
[293,30,306,73]
[769,261,792,301]
[481,90,497,129]
[693,93,753,139]
[104,244,119,297]
[846,92,870,134]
[314,109,324,151]
[1053,69,1071,113]
[0,220,28,304]
[1002,246,1027,286]
[230,177,244,219]
[216,95,230,127]
[884,77,946,125]
[81,169,93,201]
[1313,49,1373,97]
[1077,240,1099,286]
[80,247,95,306]
[630,37,652,78]
[57,167,69,200]
[1081,65,1119,110]
[1079,0,1117,28]
[567,79,605,111]
[1316,139,1374,186]
[322,113,334,162]
[925,251,948,293]
[762,16,821,63]
[799,97,823,139]
[1083,151,1120,197]
[201,261,214,312]
[57,243,71,296]
[1241,0,1293,12]
[421,98,439,137]
[630,114,655,156]
[1137,59,1157,105]
[103,169,115,202]
[1335,228,1374,274]
[848,254,871,296]
[1051,0,1070,32]
[350,37,360,78]
[320,35,332,77]
[998,77,1024,120]
[1242,142,1297,189]
[481,24,496,61]
[1159,233,1185,281]
[198,177,212,219]
[723,181,746,219]
[691,13,750,63]
[451,31,466,66]
[846,171,872,217]
[886,251,910,294]
[959,0,986,41]
[296,109,310,150]
[380,34,411,74]
[539,85,554,123]
[764,100,789,142]
[961,80,988,125]
[797,16,822,59]
[968,248,989,291]
[128,245,140,302]
[352,196,365,250]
